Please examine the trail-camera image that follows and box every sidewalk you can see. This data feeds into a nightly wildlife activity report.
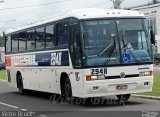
[0,79,7,82]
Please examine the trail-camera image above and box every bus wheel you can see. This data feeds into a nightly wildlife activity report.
[17,74,25,95]
[63,78,72,99]
[116,94,130,102]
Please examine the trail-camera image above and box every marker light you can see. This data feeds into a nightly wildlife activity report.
[86,75,105,81]
[86,76,91,81]
[86,76,98,81]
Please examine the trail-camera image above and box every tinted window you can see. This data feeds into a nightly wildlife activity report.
[36,27,45,49]
[117,19,152,64]
[6,35,11,53]
[46,24,55,48]
[19,32,26,51]
[81,20,120,66]
[69,22,82,67]
[27,29,35,50]
[11,33,18,52]
[57,21,69,47]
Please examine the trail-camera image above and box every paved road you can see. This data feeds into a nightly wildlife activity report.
[0,81,160,117]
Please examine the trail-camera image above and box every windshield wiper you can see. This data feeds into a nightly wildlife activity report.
[102,34,116,64]
[99,34,116,56]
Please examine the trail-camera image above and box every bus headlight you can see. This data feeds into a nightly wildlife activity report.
[98,75,105,80]
[139,71,153,76]
[86,75,105,81]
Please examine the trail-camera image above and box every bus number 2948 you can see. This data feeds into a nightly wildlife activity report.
[91,68,107,75]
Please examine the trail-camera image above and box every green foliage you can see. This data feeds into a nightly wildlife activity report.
[0,70,7,80]
[150,74,160,96]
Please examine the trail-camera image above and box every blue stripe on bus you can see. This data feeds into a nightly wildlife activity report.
[36,51,69,66]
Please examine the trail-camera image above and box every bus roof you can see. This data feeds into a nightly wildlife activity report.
[5,8,145,35]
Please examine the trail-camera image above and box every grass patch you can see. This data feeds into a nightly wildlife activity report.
[0,70,7,80]
[138,74,160,96]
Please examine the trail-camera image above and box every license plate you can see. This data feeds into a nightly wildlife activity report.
[116,85,128,90]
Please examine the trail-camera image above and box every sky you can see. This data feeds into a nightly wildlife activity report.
[0,0,152,35]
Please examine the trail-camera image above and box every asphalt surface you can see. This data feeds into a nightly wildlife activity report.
[0,81,160,117]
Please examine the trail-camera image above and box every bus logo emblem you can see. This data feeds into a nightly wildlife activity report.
[75,72,80,81]
[120,72,126,78]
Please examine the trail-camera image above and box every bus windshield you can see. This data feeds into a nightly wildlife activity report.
[80,18,152,67]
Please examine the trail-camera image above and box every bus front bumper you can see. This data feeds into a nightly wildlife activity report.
[83,76,153,98]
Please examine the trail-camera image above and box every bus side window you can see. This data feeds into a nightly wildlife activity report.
[69,23,82,67]
[35,27,45,49]
[19,31,27,52]
[46,24,56,48]
[6,35,11,53]
[57,21,69,47]
[27,29,35,50]
[11,33,19,53]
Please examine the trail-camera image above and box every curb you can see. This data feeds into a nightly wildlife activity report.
[132,94,160,100]
[0,79,7,82]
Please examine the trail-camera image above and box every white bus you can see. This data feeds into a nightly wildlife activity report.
[5,8,154,101]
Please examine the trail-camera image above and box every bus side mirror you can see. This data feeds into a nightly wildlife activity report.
[150,30,155,45]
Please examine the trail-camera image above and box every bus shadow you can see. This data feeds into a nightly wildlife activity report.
[73,97,142,108]
[7,90,143,108]
[12,90,53,100]
[81,99,142,108]
[24,90,142,107]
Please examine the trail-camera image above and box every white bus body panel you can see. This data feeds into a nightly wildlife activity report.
[7,67,84,97]
[82,65,153,98]
[6,49,84,97]
[6,61,153,98]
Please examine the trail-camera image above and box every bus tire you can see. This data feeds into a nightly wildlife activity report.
[17,74,25,95]
[63,77,72,99]
[116,94,130,102]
